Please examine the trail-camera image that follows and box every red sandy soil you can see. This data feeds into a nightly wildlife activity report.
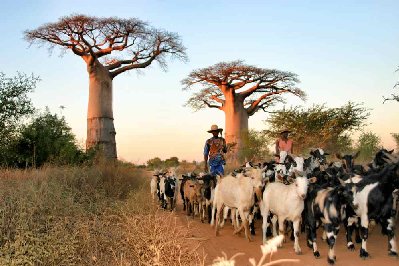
[173,204,399,266]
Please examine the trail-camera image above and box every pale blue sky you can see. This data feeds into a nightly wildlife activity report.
[0,0,398,163]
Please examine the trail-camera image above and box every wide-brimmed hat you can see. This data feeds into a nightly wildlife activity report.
[207,124,223,133]
[280,129,291,134]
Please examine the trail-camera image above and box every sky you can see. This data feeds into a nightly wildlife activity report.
[0,0,398,163]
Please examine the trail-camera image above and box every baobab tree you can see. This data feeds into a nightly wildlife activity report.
[183,61,305,160]
[25,14,186,159]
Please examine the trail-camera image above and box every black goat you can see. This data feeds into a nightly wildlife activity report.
[344,163,399,258]
[304,184,348,264]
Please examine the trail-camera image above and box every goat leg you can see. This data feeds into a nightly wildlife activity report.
[359,215,369,259]
[386,216,398,257]
[293,219,302,255]
[307,221,320,258]
[325,223,338,264]
[215,203,224,236]
[345,216,357,250]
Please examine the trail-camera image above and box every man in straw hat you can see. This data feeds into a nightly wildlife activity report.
[275,129,293,161]
[204,124,227,176]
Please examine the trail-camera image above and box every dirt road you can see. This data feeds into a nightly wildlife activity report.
[174,205,399,266]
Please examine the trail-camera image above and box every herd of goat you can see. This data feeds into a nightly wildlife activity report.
[150,148,399,264]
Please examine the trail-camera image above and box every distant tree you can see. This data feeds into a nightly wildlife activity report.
[25,14,187,159]
[14,109,85,167]
[240,130,272,162]
[356,131,381,162]
[264,102,369,154]
[0,72,38,165]
[164,156,179,168]
[146,157,163,170]
[183,61,305,161]
[391,133,399,151]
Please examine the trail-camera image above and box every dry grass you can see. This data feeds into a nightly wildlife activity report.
[0,164,203,265]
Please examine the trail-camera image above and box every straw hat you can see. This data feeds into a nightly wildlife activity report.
[280,129,291,134]
[207,124,223,133]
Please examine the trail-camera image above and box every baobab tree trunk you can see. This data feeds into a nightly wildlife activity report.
[223,93,248,163]
[86,59,117,159]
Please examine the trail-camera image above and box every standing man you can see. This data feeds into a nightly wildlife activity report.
[275,129,293,161]
[204,124,227,176]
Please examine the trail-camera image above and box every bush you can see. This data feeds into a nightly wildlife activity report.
[240,130,272,162]
[356,131,381,163]
[13,109,87,167]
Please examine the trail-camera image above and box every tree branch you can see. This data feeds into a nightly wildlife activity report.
[240,78,280,98]
[211,95,225,105]
[25,14,187,77]
[109,54,157,78]
[246,90,290,116]
[203,100,222,110]
[383,94,399,103]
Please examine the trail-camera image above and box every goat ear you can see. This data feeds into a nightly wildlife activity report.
[337,177,346,186]
[310,150,315,156]
[309,176,317,183]
[324,152,330,156]
[335,153,342,159]
[388,149,394,154]
[353,150,360,159]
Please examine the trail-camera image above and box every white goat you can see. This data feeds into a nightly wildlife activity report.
[261,174,309,254]
[211,167,264,241]
[150,175,158,201]
[159,175,166,205]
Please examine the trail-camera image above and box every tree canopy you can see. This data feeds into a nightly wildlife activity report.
[0,72,38,164]
[183,60,305,116]
[264,102,369,154]
[0,72,37,132]
[25,14,187,78]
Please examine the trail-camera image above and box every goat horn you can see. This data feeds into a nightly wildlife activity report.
[337,177,346,186]
[383,157,393,163]
[384,153,399,163]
